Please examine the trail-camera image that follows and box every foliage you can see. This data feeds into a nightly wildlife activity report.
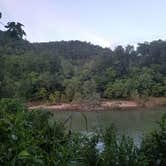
[1,17,166,101]
[0,26,166,101]
[0,99,166,165]
[0,37,166,101]
[5,22,26,39]
[0,13,166,166]
[141,114,166,165]
[101,125,147,166]
[48,91,61,103]
[0,98,26,113]
[1,13,166,101]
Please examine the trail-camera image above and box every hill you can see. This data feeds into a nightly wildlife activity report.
[0,32,166,102]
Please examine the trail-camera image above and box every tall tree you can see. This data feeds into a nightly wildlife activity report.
[5,22,26,39]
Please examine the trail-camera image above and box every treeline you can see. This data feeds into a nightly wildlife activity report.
[0,18,166,102]
[0,98,166,165]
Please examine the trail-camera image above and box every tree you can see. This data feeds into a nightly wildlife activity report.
[0,12,4,29]
[5,22,26,39]
[82,79,99,101]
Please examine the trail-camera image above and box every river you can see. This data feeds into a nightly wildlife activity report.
[51,107,166,145]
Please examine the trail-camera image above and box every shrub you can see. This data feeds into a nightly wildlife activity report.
[48,91,61,103]
[101,125,146,166]
[0,98,26,113]
[141,114,166,166]
[0,99,165,165]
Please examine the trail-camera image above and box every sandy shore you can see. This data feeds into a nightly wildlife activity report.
[28,97,166,111]
[28,100,141,111]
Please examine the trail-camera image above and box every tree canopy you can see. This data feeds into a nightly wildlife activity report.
[0,15,166,102]
[5,22,26,39]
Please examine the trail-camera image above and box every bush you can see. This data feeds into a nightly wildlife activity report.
[37,88,48,100]
[0,99,165,165]
[48,91,61,103]
[80,135,102,166]
[0,101,71,165]
[0,98,26,113]
[141,114,166,166]
[101,125,146,166]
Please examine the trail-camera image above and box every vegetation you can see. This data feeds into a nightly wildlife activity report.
[0,14,166,103]
[0,98,166,165]
[0,12,166,166]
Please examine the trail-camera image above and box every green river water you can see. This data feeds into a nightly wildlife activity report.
[51,107,166,144]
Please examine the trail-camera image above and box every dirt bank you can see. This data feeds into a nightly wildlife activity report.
[28,100,138,111]
[28,97,166,111]
[29,101,139,110]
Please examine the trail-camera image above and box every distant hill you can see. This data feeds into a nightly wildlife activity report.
[0,32,166,101]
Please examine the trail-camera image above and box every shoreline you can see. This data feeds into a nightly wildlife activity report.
[28,97,166,111]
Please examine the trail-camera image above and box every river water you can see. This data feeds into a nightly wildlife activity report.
[52,107,166,144]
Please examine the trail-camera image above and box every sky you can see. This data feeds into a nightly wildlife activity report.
[1,0,166,48]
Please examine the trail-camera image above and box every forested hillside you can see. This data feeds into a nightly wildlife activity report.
[0,24,166,102]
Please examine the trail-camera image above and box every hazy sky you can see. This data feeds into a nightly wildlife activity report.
[1,0,166,48]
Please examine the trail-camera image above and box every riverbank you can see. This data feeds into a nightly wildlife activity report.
[28,97,166,111]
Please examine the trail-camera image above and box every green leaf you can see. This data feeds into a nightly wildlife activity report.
[18,150,30,158]
[11,134,18,141]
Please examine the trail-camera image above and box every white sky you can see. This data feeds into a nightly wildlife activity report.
[1,0,166,48]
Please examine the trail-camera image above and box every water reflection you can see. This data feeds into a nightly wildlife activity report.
[52,107,166,144]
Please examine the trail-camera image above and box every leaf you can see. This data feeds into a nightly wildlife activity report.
[18,150,30,158]
[34,158,44,164]
[11,134,18,141]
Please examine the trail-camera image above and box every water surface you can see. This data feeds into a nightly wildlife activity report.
[52,107,166,144]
